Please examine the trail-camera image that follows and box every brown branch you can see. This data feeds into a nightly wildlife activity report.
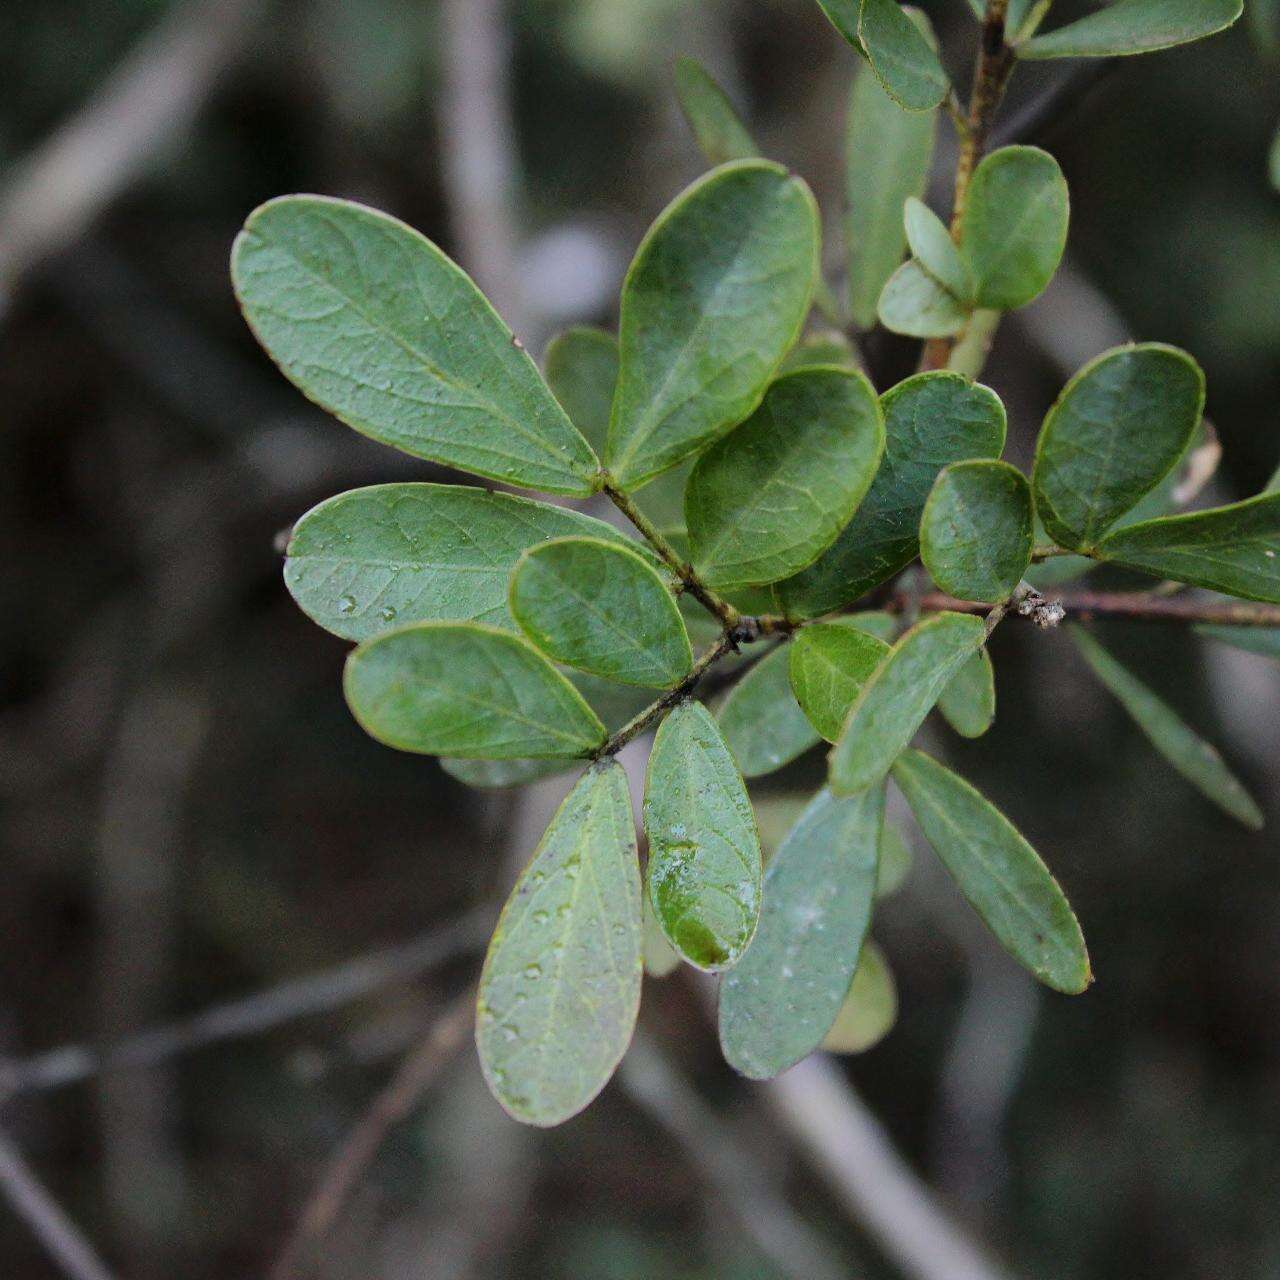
[903,591,1280,629]
[267,990,475,1280]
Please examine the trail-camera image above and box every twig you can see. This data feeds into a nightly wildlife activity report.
[0,908,493,1101]
[0,0,263,308]
[901,591,1280,629]
[267,990,475,1280]
[0,1130,120,1280]
[766,1057,1016,1280]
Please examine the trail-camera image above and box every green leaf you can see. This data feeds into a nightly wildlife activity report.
[903,197,973,302]
[937,647,997,739]
[780,331,862,373]
[1020,0,1243,60]
[778,373,1006,619]
[816,0,950,111]
[231,196,598,495]
[845,44,937,328]
[643,894,682,978]
[685,367,885,589]
[789,622,891,742]
[716,644,822,778]
[920,460,1034,603]
[830,612,987,795]
[344,622,605,759]
[1196,625,1280,662]
[820,941,897,1053]
[1032,344,1205,551]
[510,538,691,688]
[1270,121,1280,193]
[674,56,759,166]
[606,161,819,489]
[876,822,914,897]
[1095,493,1280,604]
[892,749,1092,993]
[644,701,762,971]
[877,259,970,337]
[477,761,641,1126]
[1070,628,1263,829]
[543,327,618,456]
[959,146,1069,311]
[718,785,884,1078]
[284,483,660,642]
[844,610,900,642]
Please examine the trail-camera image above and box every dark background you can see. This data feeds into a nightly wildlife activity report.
[2,2,1278,1277]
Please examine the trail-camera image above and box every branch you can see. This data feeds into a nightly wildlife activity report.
[0,908,493,1101]
[267,990,475,1280]
[0,1130,120,1280]
[903,590,1280,629]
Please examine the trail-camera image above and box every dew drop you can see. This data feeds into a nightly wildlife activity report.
[531,909,550,925]
[337,594,357,616]
[523,963,542,980]
[379,605,398,622]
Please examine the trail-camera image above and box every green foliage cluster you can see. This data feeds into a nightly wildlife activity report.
[233,0,1265,1126]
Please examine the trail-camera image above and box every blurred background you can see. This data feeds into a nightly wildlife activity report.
[2,1,1279,1277]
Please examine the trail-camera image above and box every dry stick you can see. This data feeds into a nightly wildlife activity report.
[267,991,476,1280]
[0,1130,120,1280]
[0,907,493,1102]
[0,0,263,306]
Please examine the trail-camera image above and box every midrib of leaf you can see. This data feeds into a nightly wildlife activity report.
[535,562,672,671]
[970,179,1058,297]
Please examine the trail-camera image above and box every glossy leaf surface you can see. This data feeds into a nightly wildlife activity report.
[892,749,1091,993]
[719,786,883,1078]
[477,762,642,1126]
[686,367,884,589]
[606,161,818,488]
[644,701,762,971]
[232,196,598,494]
[344,623,605,759]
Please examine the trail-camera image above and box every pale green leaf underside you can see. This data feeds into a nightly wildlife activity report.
[344,622,605,759]
[644,701,762,971]
[920,459,1034,603]
[719,785,884,1079]
[845,51,937,328]
[904,197,973,302]
[1096,492,1280,605]
[830,611,987,795]
[477,761,642,1126]
[643,894,682,978]
[606,161,819,489]
[893,749,1091,993]
[674,56,760,166]
[543,326,618,456]
[686,366,885,588]
[1020,0,1243,60]
[789,621,891,743]
[820,941,898,1053]
[1070,628,1263,829]
[960,146,1069,312]
[780,331,862,373]
[1032,343,1205,551]
[877,822,914,897]
[510,538,692,689]
[937,647,997,739]
[717,644,821,778]
[779,372,1006,619]
[285,483,659,642]
[878,259,969,337]
[232,196,598,495]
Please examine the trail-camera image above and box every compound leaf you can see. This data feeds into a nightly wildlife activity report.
[510,538,691,688]
[644,701,762,971]
[674,56,760,166]
[892,749,1092,993]
[1032,344,1205,551]
[606,161,819,488]
[830,611,987,795]
[686,367,885,589]
[789,621,891,742]
[959,147,1069,311]
[937,647,997,739]
[285,483,660,642]
[1071,628,1263,829]
[820,941,898,1053]
[719,785,884,1078]
[344,622,605,759]
[920,460,1034,603]
[1096,492,1280,604]
[778,373,1006,619]
[717,644,822,779]
[232,196,598,495]
[877,259,970,337]
[477,761,642,1126]
[543,327,618,455]
[1020,0,1243,60]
